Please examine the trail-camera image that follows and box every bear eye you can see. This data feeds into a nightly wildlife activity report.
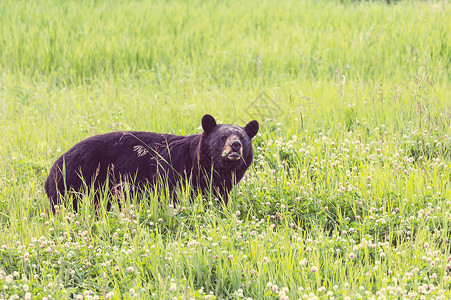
[221,135,227,142]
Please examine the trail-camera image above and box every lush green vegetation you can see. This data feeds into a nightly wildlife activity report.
[1,0,450,299]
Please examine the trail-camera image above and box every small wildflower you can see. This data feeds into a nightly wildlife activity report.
[279,294,289,300]
[170,282,177,292]
[105,292,115,299]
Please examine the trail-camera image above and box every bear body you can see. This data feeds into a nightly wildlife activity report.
[44,115,259,212]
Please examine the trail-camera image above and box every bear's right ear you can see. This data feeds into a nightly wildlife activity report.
[202,114,217,134]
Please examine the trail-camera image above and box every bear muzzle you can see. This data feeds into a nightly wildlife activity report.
[222,138,243,161]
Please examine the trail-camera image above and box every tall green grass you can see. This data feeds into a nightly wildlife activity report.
[1,0,449,83]
[1,0,450,299]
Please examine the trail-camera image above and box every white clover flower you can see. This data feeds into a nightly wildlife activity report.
[170,282,177,292]
[5,275,13,284]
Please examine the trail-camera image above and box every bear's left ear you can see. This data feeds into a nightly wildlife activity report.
[202,114,217,134]
[244,120,259,139]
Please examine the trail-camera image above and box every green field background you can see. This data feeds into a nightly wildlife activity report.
[1,0,450,299]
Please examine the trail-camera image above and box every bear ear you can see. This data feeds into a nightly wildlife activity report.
[244,120,259,139]
[202,114,217,134]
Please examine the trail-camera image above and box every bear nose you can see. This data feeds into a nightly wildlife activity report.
[231,141,241,152]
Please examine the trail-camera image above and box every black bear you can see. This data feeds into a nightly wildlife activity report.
[44,114,259,212]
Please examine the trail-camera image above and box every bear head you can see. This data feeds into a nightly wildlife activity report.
[200,114,259,169]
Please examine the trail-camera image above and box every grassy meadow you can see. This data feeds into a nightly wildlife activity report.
[1,0,450,299]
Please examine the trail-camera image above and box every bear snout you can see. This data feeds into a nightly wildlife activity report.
[231,140,242,152]
[221,135,243,161]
